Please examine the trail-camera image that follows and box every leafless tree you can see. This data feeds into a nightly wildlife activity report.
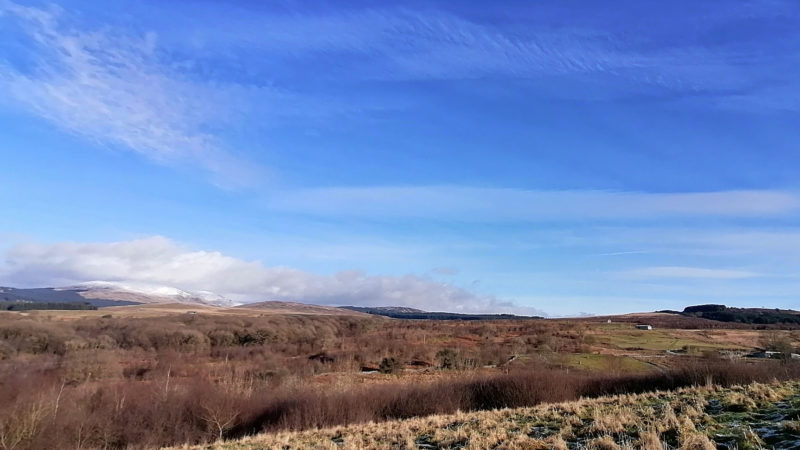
[200,399,239,441]
[0,399,48,450]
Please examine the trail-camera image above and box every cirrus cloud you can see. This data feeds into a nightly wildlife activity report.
[264,186,800,221]
[0,1,259,187]
[619,266,760,280]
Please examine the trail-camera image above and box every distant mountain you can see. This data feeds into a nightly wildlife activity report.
[0,286,136,308]
[237,301,369,316]
[71,281,237,307]
[353,306,425,314]
[340,306,541,320]
[0,282,236,308]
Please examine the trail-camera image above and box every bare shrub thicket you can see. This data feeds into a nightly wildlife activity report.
[0,312,798,448]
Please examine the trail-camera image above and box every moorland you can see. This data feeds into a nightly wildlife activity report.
[1,302,799,449]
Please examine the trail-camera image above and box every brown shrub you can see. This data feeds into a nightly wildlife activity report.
[0,312,799,449]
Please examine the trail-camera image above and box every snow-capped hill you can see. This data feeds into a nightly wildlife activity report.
[192,290,238,307]
[60,281,237,307]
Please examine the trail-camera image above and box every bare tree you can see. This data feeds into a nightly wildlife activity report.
[761,331,794,358]
[200,400,239,441]
[0,399,49,450]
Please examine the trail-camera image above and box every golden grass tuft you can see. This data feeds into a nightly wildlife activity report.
[721,389,758,411]
[636,430,664,450]
[590,405,638,433]
[678,432,716,450]
[549,435,569,450]
[588,435,620,450]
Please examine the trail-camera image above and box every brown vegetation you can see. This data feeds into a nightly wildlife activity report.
[201,381,800,449]
[0,308,798,449]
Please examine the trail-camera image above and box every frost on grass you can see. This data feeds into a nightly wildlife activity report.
[198,380,800,450]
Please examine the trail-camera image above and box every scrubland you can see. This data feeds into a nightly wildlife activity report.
[1,307,799,449]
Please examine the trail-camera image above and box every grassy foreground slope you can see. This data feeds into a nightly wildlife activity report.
[199,381,800,450]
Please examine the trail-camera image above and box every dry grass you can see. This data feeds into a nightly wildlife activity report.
[195,381,800,450]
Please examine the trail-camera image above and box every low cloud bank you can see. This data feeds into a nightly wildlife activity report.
[0,236,544,315]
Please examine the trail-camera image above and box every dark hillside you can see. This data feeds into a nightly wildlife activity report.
[341,306,541,320]
[0,287,139,307]
[682,304,800,325]
[0,301,97,311]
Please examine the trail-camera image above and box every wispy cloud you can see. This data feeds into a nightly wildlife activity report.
[620,266,760,280]
[0,1,260,187]
[191,8,652,83]
[430,267,459,276]
[184,3,800,111]
[3,0,797,191]
[591,251,651,257]
[576,228,800,259]
[0,236,543,315]
[265,186,800,221]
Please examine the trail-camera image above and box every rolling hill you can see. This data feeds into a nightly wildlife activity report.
[0,282,235,308]
[680,304,800,325]
[236,301,369,316]
[341,305,542,320]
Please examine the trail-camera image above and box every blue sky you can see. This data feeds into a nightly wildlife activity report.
[1,0,799,315]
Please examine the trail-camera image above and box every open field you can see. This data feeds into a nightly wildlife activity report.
[549,353,656,374]
[1,305,799,449]
[579,312,800,330]
[587,325,751,353]
[208,380,800,449]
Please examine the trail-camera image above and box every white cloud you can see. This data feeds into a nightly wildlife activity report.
[0,1,258,187]
[568,227,800,259]
[265,186,800,221]
[0,236,543,315]
[620,266,760,280]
